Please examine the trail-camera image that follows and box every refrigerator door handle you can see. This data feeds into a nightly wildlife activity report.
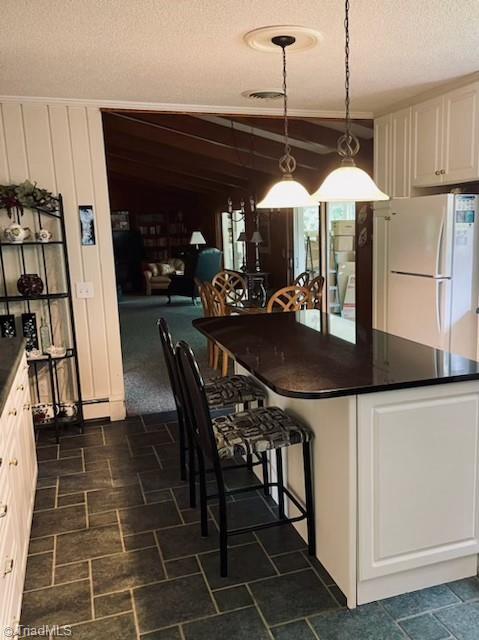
[436,215,445,276]
[436,280,442,335]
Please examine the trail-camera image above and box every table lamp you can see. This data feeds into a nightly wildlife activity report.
[189,231,206,250]
[251,230,263,272]
[237,231,247,272]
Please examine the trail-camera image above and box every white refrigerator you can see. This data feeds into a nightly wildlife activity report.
[386,194,479,360]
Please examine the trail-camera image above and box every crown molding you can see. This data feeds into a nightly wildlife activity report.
[373,71,479,118]
[0,94,373,120]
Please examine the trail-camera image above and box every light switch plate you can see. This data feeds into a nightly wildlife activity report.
[76,282,94,299]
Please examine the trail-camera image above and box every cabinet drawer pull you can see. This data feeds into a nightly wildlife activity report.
[16,384,24,392]
[23,403,30,411]
[435,170,441,175]
[0,504,7,517]
[8,408,17,417]
[9,459,18,467]
[4,558,14,576]
[440,169,446,174]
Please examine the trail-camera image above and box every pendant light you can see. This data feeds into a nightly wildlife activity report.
[312,0,389,202]
[256,36,315,209]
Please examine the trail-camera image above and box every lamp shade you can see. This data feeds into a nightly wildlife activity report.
[250,230,263,244]
[256,176,316,209]
[189,231,206,245]
[312,164,389,203]
[237,231,248,242]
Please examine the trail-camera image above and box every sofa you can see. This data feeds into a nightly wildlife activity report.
[142,248,222,303]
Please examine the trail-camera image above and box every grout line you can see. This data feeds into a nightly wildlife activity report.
[196,553,220,615]
[244,583,275,640]
[88,558,95,620]
[305,617,322,639]
[152,529,167,580]
[117,510,126,553]
[129,587,141,640]
[169,487,186,525]
[252,531,280,576]
[51,535,56,586]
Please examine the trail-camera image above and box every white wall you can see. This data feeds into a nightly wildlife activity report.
[0,101,125,420]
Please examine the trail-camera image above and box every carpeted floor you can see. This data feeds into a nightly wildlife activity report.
[118,295,212,415]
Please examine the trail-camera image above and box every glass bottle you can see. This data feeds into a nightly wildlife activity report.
[40,317,52,353]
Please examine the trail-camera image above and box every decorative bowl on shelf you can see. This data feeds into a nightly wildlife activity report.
[32,402,55,424]
[35,229,53,243]
[45,345,66,358]
[17,273,44,296]
[57,402,78,418]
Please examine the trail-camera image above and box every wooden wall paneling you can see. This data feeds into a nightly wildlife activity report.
[87,107,125,415]
[49,105,94,401]
[1,104,29,182]
[68,106,111,401]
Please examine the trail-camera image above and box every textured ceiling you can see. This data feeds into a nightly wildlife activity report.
[1,0,478,114]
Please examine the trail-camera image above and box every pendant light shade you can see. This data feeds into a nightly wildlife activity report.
[256,35,314,209]
[312,161,389,202]
[257,176,316,209]
[313,0,389,203]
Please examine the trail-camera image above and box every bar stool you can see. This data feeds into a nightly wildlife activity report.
[176,340,316,577]
[158,318,266,503]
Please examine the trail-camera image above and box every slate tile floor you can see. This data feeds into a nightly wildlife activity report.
[21,414,479,639]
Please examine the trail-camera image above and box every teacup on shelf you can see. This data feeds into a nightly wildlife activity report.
[45,345,67,358]
[35,229,53,243]
[4,223,31,244]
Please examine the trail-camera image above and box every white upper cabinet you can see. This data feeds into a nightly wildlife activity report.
[412,96,443,186]
[411,83,479,187]
[374,115,391,194]
[374,108,410,197]
[443,83,479,183]
[390,108,411,197]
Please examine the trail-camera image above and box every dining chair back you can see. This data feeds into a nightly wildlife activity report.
[267,285,313,313]
[308,275,325,310]
[212,270,247,304]
[205,281,227,317]
[293,271,310,288]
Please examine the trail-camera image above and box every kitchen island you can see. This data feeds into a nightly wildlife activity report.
[194,310,479,608]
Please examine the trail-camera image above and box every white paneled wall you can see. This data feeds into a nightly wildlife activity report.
[0,101,125,420]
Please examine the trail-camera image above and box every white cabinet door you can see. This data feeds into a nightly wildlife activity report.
[358,382,479,581]
[374,114,391,195]
[390,108,411,197]
[412,96,443,187]
[443,83,479,184]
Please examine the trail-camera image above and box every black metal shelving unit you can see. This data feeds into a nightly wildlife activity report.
[0,194,84,442]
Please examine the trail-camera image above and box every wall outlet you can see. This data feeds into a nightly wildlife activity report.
[76,282,94,299]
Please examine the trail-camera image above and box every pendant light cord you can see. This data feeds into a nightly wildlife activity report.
[337,0,360,161]
[278,40,297,176]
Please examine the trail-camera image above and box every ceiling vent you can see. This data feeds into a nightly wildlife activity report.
[242,89,285,100]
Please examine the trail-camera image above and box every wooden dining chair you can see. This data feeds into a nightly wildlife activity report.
[308,275,325,310]
[203,282,230,376]
[267,285,313,313]
[293,271,311,288]
[196,278,216,368]
[212,270,247,305]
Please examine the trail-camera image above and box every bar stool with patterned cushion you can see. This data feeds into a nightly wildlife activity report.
[176,339,315,577]
[158,318,266,505]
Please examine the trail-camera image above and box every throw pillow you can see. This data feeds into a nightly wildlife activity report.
[147,263,159,276]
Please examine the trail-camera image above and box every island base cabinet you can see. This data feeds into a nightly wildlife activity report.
[0,354,37,634]
[357,381,479,604]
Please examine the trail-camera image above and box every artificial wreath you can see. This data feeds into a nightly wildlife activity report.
[0,180,58,217]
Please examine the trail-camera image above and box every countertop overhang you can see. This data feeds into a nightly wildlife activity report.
[0,338,26,414]
[193,311,479,399]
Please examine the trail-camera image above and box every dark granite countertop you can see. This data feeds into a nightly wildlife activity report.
[193,311,479,399]
[0,338,26,415]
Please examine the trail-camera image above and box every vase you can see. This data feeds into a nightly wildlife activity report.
[17,273,44,296]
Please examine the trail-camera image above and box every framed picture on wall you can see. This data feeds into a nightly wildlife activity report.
[258,213,271,254]
[79,205,96,245]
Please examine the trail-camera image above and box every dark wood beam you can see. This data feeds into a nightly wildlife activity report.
[110,112,325,172]
[107,156,230,195]
[102,113,279,178]
[107,141,250,190]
